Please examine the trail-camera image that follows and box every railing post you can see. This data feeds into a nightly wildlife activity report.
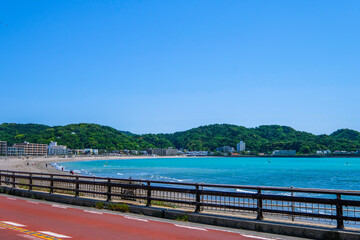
[257,189,263,220]
[107,178,111,202]
[75,176,79,197]
[29,173,33,191]
[291,186,294,221]
[0,170,2,186]
[336,194,344,229]
[50,175,54,193]
[195,184,201,213]
[146,181,152,207]
[12,172,16,188]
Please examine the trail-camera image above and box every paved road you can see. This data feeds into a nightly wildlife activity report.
[0,195,308,240]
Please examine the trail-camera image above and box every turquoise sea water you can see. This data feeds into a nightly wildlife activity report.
[55,157,360,190]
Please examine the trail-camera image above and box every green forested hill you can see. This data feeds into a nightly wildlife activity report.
[0,123,359,154]
[162,124,360,153]
[0,123,154,151]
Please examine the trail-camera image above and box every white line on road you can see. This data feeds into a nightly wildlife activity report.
[17,234,43,240]
[38,231,72,238]
[26,201,39,204]
[84,210,103,215]
[51,204,68,209]
[241,234,282,240]
[174,224,207,231]
[1,221,27,227]
[6,197,16,200]
[124,216,149,222]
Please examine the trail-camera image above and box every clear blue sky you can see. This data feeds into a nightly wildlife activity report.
[1,1,359,134]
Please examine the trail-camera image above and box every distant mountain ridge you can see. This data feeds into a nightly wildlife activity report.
[0,123,359,154]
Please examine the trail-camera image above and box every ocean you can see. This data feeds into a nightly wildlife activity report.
[54,157,360,191]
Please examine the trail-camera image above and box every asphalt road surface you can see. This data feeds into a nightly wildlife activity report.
[0,194,309,240]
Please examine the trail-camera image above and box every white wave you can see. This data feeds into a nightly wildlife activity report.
[236,189,256,194]
[117,173,124,175]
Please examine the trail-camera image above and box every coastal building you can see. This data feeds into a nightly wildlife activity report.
[272,150,296,156]
[237,141,246,152]
[12,142,47,156]
[186,151,208,156]
[0,141,7,155]
[147,148,179,156]
[48,142,70,155]
[73,149,98,155]
[83,149,99,155]
[333,150,350,155]
[7,147,25,156]
[130,150,138,155]
[216,146,235,153]
[316,150,331,155]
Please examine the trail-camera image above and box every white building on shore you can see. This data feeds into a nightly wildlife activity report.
[48,142,70,155]
[237,141,246,152]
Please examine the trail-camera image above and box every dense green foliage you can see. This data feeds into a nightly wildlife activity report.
[0,123,359,154]
[0,123,153,151]
[164,124,360,153]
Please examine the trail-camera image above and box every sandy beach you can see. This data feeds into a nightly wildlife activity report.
[0,155,187,175]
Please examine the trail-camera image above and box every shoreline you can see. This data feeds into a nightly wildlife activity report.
[0,155,188,175]
[1,155,359,176]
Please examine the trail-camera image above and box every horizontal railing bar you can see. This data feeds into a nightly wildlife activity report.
[341,200,360,207]
[342,216,360,222]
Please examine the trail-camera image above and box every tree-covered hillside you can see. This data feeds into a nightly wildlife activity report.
[0,123,154,151]
[0,123,359,154]
[162,124,360,154]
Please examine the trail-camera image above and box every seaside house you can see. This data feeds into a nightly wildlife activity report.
[272,150,296,156]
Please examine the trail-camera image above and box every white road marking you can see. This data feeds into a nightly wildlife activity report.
[174,224,207,231]
[38,231,72,238]
[17,234,43,240]
[124,216,149,222]
[1,221,27,227]
[26,201,39,204]
[84,210,103,215]
[6,197,16,200]
[51,204,68,209]
[241,234,281,240]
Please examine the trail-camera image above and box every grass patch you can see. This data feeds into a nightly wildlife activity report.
[107,203,129,212]
[95,202,105,209]
[152,200,177,208]
[175,214,189,222]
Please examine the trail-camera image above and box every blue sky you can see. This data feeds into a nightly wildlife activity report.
[1,0,359,134]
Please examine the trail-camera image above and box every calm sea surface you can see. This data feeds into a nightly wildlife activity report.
[55,157,360,190]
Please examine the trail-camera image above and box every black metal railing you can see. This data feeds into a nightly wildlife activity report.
[1,169,360,230]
